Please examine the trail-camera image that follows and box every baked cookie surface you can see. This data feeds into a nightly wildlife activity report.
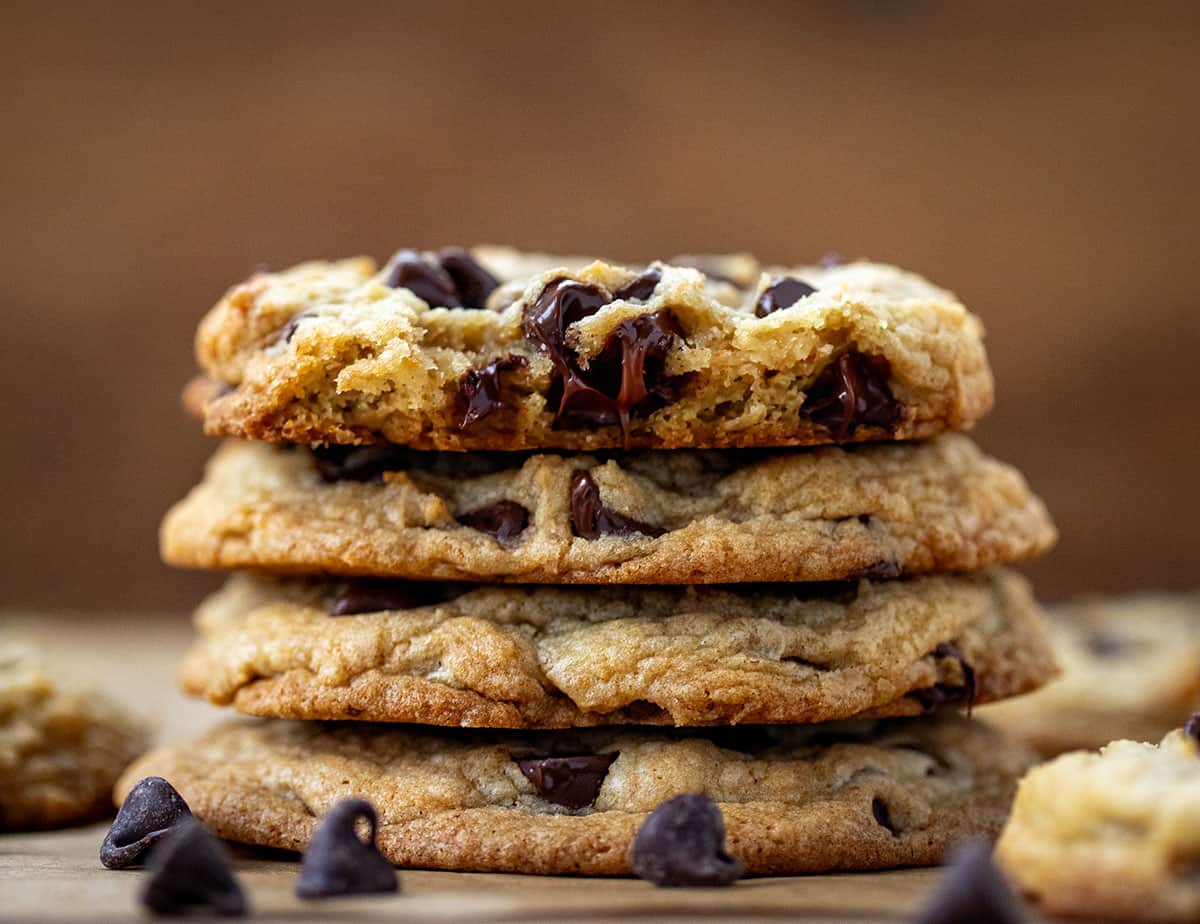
[181,569,1055,728]
[996,724,1200,922]
[160,434,1055,584]
[983,592,1200,755]
[0,638,148,830]
[119,712,1032,875]
[190,247,993,450]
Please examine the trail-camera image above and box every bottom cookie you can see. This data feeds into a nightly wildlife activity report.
[117,713,1032,875]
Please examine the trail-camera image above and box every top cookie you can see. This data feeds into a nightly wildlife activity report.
[190,247,993,450]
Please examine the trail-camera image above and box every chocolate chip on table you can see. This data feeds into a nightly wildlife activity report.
[516,754,618,810]
[437,246,499,307]
[457,356,527,429]
[383,249,462,308]
[630,793,743,888]
[800,350,901,441]
[913,643,977,716]
[754,276,817,317]
[331,580,467,616]
[913,839,1026,924]
[457,499,530,544]
[1184,713,1200,745]
[101,777,193,870]
[871,797,899,836]
[569,470,666,540]
[614,267,662,302]
[140,818,247,917]
[296,799,398,899]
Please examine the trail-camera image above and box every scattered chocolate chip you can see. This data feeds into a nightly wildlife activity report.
[279,311,314,344]
[913,839,1026,924]
[383,249,461,308]
[630,793,743,888]
[457,500,530,544]
[820,251,844,268]
[1185,713,1200,745]
[800,350,901,441]
[668,255,738,286]
[331,580,467,616]
[871,797,899,836]
[614,267,662,301]
[295,799,398,899]
[140,818,247,917]
[516,754,617,810]
[914,643,977,716]
[848,560,902,581]
[101,777,193,870]
[437,246,499,307]
[755,276,817,317]
[458,356,527,429]
[569,470,666,540]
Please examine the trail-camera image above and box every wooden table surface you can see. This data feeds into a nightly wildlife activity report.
[0,612,1041,922]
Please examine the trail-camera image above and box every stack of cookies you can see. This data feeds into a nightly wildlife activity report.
[123,247,1058,876]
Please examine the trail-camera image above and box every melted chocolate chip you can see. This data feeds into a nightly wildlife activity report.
[383,249,461,308]
[140,818,247,917]
[331,580,467,616]
[295,799,398,899]
[524,278,611,359]
[871,797,899,836]
[914,643,977,716]
[630,793,744,888]
[1185,713,1200,745]
[458,356,527,429]
[437,246,499,307]
[913,839,1026,924]
[457,500,530,544]
[848,560,902,581]
[755,276,817,317]
[101,777,193,869]
[569,470,666,540]
[614,267,662,301]
[279,311,314,344]
[800,350,901,441]
[516,753,617,810]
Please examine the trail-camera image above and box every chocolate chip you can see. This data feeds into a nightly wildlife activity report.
[630,793,743,888]
[457,500,529,544]
[295,799,398,899]
[383,249,461,308]
[458,356,526,429]
[569,470,666,540]
[914,643,977,716]
[820,252,844,268]
[800,350,901,441]
[279,311,313,344]
[614,267,662,301]
[848,560,902,581]
[871,797,899,836]
[331,580,467,616]
[524,278,612,359]
[516,753,617,810]
[1185,713,1200,745]
[140,818,247,917]
[101,777,193,870]
[913,839,1025,924]
[437,246,499,307]
[755,276,817,317]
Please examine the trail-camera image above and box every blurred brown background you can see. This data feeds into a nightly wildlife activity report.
[3,1,1198,610]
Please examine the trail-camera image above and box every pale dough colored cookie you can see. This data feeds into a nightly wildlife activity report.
[191,247,994,450]
[160,434,1056,584]
[996,726,1200,922]
[0,637,148,830]
[119,712,1033,875]
[983,592,1200,755]
[180,569,1056,728]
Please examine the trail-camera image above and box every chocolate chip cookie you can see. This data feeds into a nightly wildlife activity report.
[189,247,993,450]
[996,722,1200,922]
[160,434,1055,584]
[118,711,1033,875]
[1,638,148,830]
[983,591,1200,755]
[180,569,1056,727]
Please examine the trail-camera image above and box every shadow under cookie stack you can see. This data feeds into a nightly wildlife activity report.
[124,246,1059,878]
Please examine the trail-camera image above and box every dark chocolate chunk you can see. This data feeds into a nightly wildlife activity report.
[614,267,662,302]
[437,246,499,307]
[457,500,530,544]
[569,470,666,540]
[914,643,977,716]
[279,311,313,344]
[524,278,612,360]
[383,249,461,308]
[1185,713,1200,746]
[516,753,617,810]
[755,276,817,317]
[913,839,1026,924]
[800,350,901,441]
[458,356,526,429]
[295,799,398,899]
[871,797,899,836]
[140,818,247,917]
[630,793,743,888]
[101,777,193,870]
[331,580,467,616]
[848,560,902,581]
[819,251,844,268]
